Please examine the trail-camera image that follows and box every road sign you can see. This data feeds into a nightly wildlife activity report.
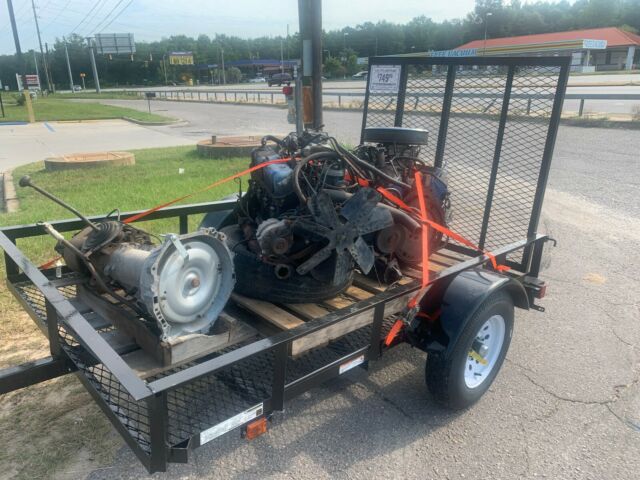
[15,73,40,90]
[95,33,136,55]
[582,39,607,50]
[169,52,194,65]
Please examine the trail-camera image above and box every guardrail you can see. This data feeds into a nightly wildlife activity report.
[126,88,640,117]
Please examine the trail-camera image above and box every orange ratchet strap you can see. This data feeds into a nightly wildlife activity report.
[375,181,509,274]
[407,171,430,309]
[125,157,292,224]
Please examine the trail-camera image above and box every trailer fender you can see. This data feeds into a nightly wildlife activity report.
[437,269,528,359]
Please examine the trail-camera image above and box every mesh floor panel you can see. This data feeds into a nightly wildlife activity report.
[11,278,396,451]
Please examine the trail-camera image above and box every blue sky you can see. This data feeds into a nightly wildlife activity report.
[0,0,479,54]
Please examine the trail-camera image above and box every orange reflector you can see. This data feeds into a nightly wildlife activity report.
[245,417,267,440]
[536,284,547,299]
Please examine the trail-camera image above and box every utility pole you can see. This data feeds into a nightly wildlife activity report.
[280,39,284,74]
[87,37,101,93]
[6,0,35,122]
[286,24,290,60]
[220,46,226,85]
[162,54,168,85]
[31,0,52,92]
[44,42,54,92]
[63,37,74,92]
[298,0,323,130]
[32,50,40,84]
[483,12,493,56]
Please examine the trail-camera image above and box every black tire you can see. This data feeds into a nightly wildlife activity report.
[221,225,353,304]
[425,291,514,410]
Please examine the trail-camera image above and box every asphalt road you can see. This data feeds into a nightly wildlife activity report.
[54,101,638,479]
[97,82,640,116]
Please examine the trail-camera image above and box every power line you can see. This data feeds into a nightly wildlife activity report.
[40,0,73,31]
[97,0,134,33]
[88,0,126,34]
[69,0,106,34]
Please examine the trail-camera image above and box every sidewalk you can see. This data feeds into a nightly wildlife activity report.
[0,119,194,172]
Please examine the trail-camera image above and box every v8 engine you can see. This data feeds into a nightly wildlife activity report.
[202,127,450,303]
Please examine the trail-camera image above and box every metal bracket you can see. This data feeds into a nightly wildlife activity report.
[167,234,189,261]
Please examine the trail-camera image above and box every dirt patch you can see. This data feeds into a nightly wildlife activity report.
[0,307,121,477]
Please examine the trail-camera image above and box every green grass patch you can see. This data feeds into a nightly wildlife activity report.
[55,91,143,100]
[0,96,171,123]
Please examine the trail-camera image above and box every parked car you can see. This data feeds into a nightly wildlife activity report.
[268,73,292,87]
[249,77,266,83]
[352,71,368,80]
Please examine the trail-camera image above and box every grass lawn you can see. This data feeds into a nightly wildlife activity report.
[56,91,144,100]
[0,96,172,123]
[0,145,246,479]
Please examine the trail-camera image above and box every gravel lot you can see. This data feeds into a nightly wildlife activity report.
[10,100,640,479]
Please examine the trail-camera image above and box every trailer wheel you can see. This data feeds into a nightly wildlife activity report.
[425,291,514,410]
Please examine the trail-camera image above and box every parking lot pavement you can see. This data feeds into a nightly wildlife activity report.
[66,102,639,479]
[0,119,193,172]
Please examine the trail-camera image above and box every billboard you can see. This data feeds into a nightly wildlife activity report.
[169,52,195,65]
[95,33,136,55]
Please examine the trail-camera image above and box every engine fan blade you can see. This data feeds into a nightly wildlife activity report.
[309,192,340,229]
[339,188,379,225]
[355,206,394,236]
[296,244,334,275]
[348,236,375,274]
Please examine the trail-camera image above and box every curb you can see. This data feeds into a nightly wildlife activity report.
[2,171,19,213]
[122,116,181,126]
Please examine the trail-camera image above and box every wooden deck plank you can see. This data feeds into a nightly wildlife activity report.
[344,286,375,301]
[291,291,415,356]
[322,295,354,310]
[284,303,330,321]
[231,293,305,330]
[353,274,385,292]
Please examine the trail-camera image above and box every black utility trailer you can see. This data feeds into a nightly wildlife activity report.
[0,56,568,473]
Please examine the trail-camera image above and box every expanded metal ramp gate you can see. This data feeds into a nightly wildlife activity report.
[362,56,569,270]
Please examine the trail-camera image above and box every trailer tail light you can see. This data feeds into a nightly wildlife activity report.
[536,283,547,299]
[245,417,267,440]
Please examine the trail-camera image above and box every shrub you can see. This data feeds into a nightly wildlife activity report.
[12,93,26,106]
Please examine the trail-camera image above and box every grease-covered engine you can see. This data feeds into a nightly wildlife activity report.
[203,128,450,303]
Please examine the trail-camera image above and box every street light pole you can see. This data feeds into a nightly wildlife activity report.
[342,32,349,79]
[280,39,284,74]
[220,46,226,85]
[483,12,493,56]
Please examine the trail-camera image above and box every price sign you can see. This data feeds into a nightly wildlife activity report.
[368,65,402,94]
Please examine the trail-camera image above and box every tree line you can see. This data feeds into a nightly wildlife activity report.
[0,0,638,90]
